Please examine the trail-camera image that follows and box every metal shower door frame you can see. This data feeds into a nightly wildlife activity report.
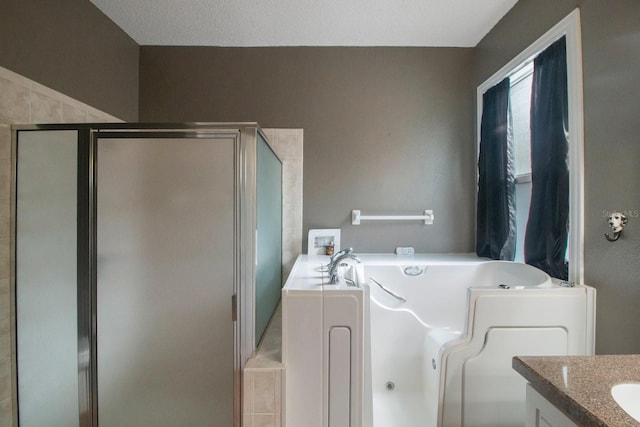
[13,123,264,427]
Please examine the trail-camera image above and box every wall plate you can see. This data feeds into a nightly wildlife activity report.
[307,229,341,255]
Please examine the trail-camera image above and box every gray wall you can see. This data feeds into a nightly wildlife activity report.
[4,0,636,354]
[140,47,476,253]
[0,0,139,121]
[476,0,640,354]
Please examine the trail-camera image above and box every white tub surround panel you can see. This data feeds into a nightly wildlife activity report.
[282,255,368,427]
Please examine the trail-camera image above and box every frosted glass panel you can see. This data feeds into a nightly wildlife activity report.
[16,130,79,427]
[96,137,235,427]
[255,134,282,342]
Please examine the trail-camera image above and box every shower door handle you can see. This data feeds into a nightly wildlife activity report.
[231,294,238,322]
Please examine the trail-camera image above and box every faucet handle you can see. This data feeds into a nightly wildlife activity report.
[330,247,353,262]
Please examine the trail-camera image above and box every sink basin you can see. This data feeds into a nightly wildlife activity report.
[611,383,640,422]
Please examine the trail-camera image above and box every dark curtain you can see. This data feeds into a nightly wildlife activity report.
[476,78,516,260]
[524,36,569,280]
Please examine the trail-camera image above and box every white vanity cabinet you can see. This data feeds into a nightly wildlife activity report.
[525,384,578,427]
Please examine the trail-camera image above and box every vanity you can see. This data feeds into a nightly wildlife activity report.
[513,355,640,426]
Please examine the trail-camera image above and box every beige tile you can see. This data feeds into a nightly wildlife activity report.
[0,158,11,201]
[261,129,276,144]
[0,396,13,427]
[0,325,8,362]
[243,369,254,414]
[0,352,9,381]
[0,307,7,358]
[283,160,303,195]
[242,413,254,427]
[269,129,303,160]
[8,327,13,362]
[252,307,282,365]
[0,200,8,239]
[253,414,274,427]
[0,64,122,126]
[29,79,63,99]
[87,110,122,123]
[274,368,282,416]
[87,112,104,123]
[0,78,29,123]
[253,370,275,413]
[0,371,10,402]
[62,102,87,123]
[0,302,8,332]
[0,277,7,297]
[0,125,10,160]
[30,89,62,123]
[0,238,8,279]
[279,369,286,423]
[0,66,31,87]
[0,280,8,321]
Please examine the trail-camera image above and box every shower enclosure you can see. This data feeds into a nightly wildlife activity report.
[12,123,282,427]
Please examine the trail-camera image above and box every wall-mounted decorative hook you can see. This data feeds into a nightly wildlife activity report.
[605,212,627,242]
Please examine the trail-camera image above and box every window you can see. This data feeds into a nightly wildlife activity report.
[508,62,533,263]
[477,9,584,283]
[510,62,533,181]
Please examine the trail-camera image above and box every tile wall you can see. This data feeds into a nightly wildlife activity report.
[243,304,285,427]
[243,365,285,427]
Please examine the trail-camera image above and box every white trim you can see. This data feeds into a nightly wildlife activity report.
[476,8,585,284]
[509,61,534,87]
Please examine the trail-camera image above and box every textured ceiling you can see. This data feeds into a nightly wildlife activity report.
[90,0,518,47]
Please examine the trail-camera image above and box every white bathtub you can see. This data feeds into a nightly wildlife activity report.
[282,254,596,427]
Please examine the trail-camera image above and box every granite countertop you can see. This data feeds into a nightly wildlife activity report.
[513,355,640,426]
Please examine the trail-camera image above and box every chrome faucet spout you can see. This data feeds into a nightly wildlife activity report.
[329,247,353,264]
[325,247,352,274]
[328,251,362,285]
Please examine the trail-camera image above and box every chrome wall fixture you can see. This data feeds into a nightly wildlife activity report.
[605,212,627,242]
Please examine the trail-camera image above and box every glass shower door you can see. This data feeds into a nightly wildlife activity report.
[16,130,80,427]
[95,137,235,427]
[255,132,282,343]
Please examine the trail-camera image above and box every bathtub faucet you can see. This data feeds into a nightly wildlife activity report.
[328,251,363,286]
[326,247,353,277]
[328,247,353,266]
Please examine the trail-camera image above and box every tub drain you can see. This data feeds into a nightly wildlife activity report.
[385,381,395,391]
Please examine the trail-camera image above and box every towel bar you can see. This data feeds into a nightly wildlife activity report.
[351,209,434,225]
